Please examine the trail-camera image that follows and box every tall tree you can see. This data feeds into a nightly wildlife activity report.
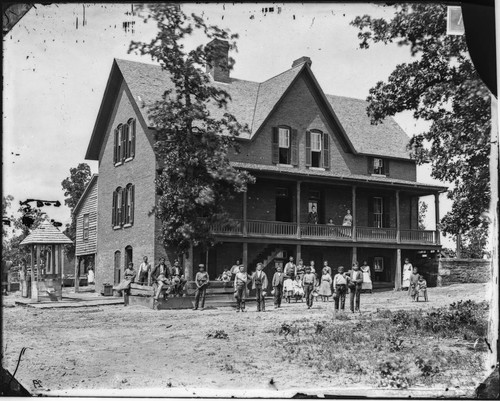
[351,4,490,246]
[2,195,14,238]
[129,5,254,254]
[61,163,92,259]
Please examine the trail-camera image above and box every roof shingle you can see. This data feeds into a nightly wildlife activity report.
[20,221,73,246]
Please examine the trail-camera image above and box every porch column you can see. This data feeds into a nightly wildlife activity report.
[296,181,301,238]
[351,247,357,267]
[242,191,248,237]
[396,190,401,244]
[74,255,80,293]
[352,186,357,241]
[242,242,248,272]
[30,245,35,300]
[296,244,301,265]
[394,248,402,291]
[434,193,441,245]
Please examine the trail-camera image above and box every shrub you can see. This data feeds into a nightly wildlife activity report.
[207,330,229,340]
[415,356,440,377]
[378,357,410,389]
[375,308,392,319]
[387,334,404,352]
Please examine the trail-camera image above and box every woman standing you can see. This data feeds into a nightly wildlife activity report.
[360,261,372,293]
[402,258,413,290]
[318,267,333,301]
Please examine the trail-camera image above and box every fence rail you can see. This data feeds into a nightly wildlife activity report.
[400,229,435,244]
[356,227,397,242]
[247,220,296,237]
[301,224,352,240]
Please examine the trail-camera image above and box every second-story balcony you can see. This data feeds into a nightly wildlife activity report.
[211,219,437,245]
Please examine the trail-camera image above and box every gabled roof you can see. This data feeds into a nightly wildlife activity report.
[73,174,98,216]
[20,221,73,246]
[86,58,412,160]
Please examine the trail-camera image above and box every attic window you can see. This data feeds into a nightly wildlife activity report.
[279,128,290,164]
[305,130,330,169]
[272,126,298,166]
[370,157,389,176]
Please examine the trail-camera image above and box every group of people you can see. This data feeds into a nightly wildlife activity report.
[401,258,428,301]
[308,207,353,227]
[231,256,373,313]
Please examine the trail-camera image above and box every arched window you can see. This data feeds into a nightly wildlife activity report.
[112,187,123,228]
[114,124,123,164]
[125,246,133,269]
[124,183,135,226]
[127,118,136,159]
[114,250,121,284]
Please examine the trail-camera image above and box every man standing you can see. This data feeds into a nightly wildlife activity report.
[151,257,170,299]
[251,263,268,312]
[348,262,363,312]
[272,266,285,309]
[137,256,152,286]
[193,264,209,310]
[234,265,249,312]
[284,256,296,280]
[302,266,316,309]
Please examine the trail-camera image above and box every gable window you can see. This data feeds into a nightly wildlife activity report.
[83,214,90,240]
[368,157,389,176]
[112,185,135,228]
[272,126,298,166]
[306,130,330,169]
[124,184,135,226]
[112,187,123,228]
[113,119,136,165]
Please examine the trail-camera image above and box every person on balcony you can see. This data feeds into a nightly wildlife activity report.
[308,205,319,224]
[251,263,268,312]
[342,210,353,226]
[284,256,296,280]
[234,265,250,312]
[318,267,333,302]
[360,261,372,293]
[402,258,413,290]
[333,266,348,311]
[272,265,285,309]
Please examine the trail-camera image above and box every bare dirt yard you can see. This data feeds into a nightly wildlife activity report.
[2,283,494,398]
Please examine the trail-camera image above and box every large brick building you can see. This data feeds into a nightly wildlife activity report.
[81,41,446,292]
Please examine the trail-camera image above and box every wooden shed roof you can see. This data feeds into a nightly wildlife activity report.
[20,221,73,246]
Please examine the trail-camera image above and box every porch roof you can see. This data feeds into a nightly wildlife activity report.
[20,221,73,246]
[231,162,448,193]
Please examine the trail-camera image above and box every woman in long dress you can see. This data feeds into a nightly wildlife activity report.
[318,267,333,301]
[360,261,372,293]
[292,275,304,302]
[402,258,413,290]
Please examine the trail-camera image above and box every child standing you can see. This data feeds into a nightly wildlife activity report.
[415,274,428,301]
[318,267,333,302]
[234,265,249,312]
[409,267,420,301]
[292,275,304,302]
[193,264,209,311]
[283,274,294,303]
[251,263,268,312]
[348,263,363,313]
[272,266,285,309]
[302,266,316,309]
[333,266,348,311]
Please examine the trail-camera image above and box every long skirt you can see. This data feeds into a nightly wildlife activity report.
[318,280,332,297]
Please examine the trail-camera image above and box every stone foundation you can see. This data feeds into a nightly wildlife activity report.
[438,258,491,286]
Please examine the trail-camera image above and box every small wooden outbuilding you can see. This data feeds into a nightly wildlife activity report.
[20,221,73,301]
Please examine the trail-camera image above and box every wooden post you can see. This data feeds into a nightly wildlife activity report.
[242,242,248,272]
[35,244,41,301]
[30,245,34,299]
[296,244,301,266]
[243,191,247,237]
[394,248,402,291]
[351,247,357,267]
[184,243,193,282]
[352,186,357,241]
[434,192,441,245]
[74,255,80,293]
[396,190,400,244]
[296,181,301,238]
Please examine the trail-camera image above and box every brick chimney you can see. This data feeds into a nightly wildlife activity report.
[206,39,230,83]
[292,56,312,68]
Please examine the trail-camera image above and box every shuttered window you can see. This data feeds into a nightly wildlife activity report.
[112,187,123,228]
[129,118,136,158]
[83,214,90,240]
[306,130,330,169]
[272,126,298,166]
[125,184,135,226]
[114,119,136,165]
[369,157,389,176]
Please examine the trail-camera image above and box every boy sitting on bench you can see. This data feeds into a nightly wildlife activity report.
[151,257,171,300]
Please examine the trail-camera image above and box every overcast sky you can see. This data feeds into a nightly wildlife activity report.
[3,3,453,246]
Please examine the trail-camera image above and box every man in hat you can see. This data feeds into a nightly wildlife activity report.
[193,264,209,310]
[170,260,186,297]
[272,265,285,309]
[151,257,170,300]
[234,265,250,312]
[302,266,316,309]
[251,262,268,312]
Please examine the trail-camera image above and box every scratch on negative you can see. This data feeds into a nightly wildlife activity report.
[310,17,315,28]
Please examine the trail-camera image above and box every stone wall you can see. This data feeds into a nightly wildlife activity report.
[438,258,491,286]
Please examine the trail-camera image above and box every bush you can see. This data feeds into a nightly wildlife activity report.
[207,330,229,340]
[415,356,440,377]
[378,357,410,389]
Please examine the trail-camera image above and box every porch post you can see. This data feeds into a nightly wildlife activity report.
[243,191,248,237]
[396,190,401,244]
[434,193,441,245]
[242,242,248,272]
[395,248,402,291]
[352,186,357,241]
[74,255,80,293]
[296,181,301,238]
[184,243,193,282]
[351,247,357,267]
[296,244,301,265]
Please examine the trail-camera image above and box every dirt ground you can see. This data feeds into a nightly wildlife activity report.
[1,282,494,397]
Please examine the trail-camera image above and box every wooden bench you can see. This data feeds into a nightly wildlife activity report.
[124,283,193,310]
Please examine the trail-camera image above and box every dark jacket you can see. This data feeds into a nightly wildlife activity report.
[151,263,169,281]
[272,272,284,287]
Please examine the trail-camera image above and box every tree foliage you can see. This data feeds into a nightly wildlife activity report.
[60,163,92,259]
[418,201,428,230]
[351,4,490,244]
[129,4,254,254]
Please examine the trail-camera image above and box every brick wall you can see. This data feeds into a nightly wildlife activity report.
[95,83,157,292]
[438,258,491,286]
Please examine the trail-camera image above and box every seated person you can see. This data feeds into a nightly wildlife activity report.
[221,268,232,283]
[415,274,428,301]
[170,260,186,297]
[151,257,171,300]
[292,275,304,302]
[113,262,136,294]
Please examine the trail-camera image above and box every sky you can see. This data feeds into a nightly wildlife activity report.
[3,3,454,246]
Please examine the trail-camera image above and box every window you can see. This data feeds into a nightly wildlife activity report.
[369,157,389,176]
[114,251,121,285]
[373,197,383,228]
[125,246,133,269]
[272,126,298,166]
[306,130,330,169]
[112,185,134,228]
[83,214,90,240]
[278,128,290,164]
[113,119,136,165]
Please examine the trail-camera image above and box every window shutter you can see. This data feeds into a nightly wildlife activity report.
[368,197,374,227]
[384,159,390,176]
[323,133,330,169]
[123,124,129,159]
[305,130,311,167]
[120,125,126,162]
[383,197,391,228]
[131,119,136,158]
[290,129,298,166]
[113,128,118,164]
[112,190,117,226]
[121,188,126,226]
[367,157,373,174]
[272,127,279,164]
[130,185,135,225]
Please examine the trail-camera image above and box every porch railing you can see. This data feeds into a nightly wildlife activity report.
[211,219,243,235]
[356,227,397,242]
[301,224,352,240]
[400,229,435,244]
[247,220,296,237]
